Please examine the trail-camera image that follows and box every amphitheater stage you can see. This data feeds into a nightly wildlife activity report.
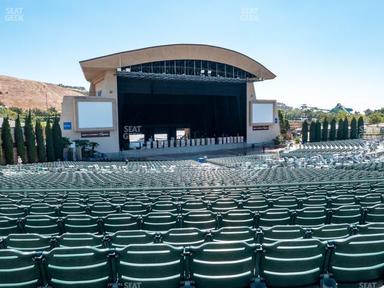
[104,142,267,160]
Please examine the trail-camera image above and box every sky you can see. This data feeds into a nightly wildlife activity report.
[0,0,383,111]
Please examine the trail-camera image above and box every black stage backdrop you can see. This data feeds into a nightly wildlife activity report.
[117,76,246,150]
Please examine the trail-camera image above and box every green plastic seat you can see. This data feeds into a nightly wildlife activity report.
[330,234,384,283]
[301,196,328,208]
[242,197,269,211]
[295,207,328,226]
[117,243,183,288]
[161,228,206,246]
[45,247,111,288]
[272,196,300,209]
[189,241,255,288]
[90,202,119,217]
[330,205,362,224]
[180,200,208,213]
[258,208,291,227]
[151,201,179,213]
[357,223,384,235]
[142,212,180,232]
[260,225,306,244]
[365,203,384,223]
[0,204,27,217]
[24,215,61,235]
[310,223,352,240]
[211,226,256,243]
[103,213,138,233]
[63,215,101,234]
[259,239,326,287]
[56,233,104,248]
[0,216,20,236]
[182,211,218,230]
[29,203,58,216]
[110,230,154,248]
[0,249,41,287]
[120,202,148,215]
[330,195,357,208]
[220,209,255,228]
[210,199,238,213]
[59,203,88,216]
[3,233,53,251]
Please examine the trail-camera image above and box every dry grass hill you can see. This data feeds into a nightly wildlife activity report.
[0,75,87,112]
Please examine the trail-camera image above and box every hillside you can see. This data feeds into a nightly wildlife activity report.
[0,75,87,112]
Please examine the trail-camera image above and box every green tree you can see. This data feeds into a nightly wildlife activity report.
[14,114,26,163]
[45,120,55,162]
[368,112,383,124]
[337,118,343,140]
[284,119,290,133]
[315,120,321,142]
[329,118,337,141]
[24,111,36,163]
[350,117,357,139]
[322,118,328,141]
[357,116,364,138]
[52,117,63,160]
[1,117,14,164]
[309,121,316,142]
[0,137,2,164]
[302,120,308,143]
[35,120,46,162]
[343,117,349,139]
[278,110,287,135]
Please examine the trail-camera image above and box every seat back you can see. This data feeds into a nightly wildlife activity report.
[24,215,61,235]
[142,212,180,232]
[161,228,206,246]
[182,211,218,230]
[103,213,138,233]
[45,247,111,288]
[330,234,384,283]
[4,233,53,251]
[110,230,154,248]
[260,239,326,287]
[0,249,41,287]
[211,227,256,243]
[117,243,183,288]
[190,241,255,288]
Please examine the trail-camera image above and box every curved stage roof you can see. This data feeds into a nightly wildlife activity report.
[80,44,276,82]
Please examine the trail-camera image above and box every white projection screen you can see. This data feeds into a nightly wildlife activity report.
[77,101,114,129]
[252,103,274,124]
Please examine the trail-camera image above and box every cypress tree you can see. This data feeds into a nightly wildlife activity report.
[14,114,26,163]
[357,116,364,138]
[35,120,46,162]
[24,111,36,163]
[52,117,63,160]
[350,117,357,139]
[284,119,290,133]
[45,120,55,162]
[337,119,343,140]
[309,121,316,142]
[315,120,322,142]
[1,117,14,164]
[343,117,349,139]
[302,120,308,143]
[0,137,2,164]
[322,118,328,141]
[329,118,336,141]
[278,110,286,135]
